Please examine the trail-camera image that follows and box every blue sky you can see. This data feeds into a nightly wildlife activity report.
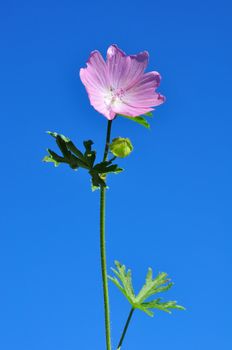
[0,0,231,349]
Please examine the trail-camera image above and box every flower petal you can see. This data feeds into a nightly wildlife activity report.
[112,103,154,117]
[125,51,149,89]
[80,50,109,91]
[119,71,165,112]
[80,51,116,120]
[131,71,161,91]
[106,45,131,89]
[106,45,149,90]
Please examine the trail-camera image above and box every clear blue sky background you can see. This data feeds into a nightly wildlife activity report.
[0,0,231,349]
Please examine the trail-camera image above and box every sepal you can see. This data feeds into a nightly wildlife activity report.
[119,112,153,129]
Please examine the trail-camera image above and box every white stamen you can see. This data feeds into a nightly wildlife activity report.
[104,87,124,110]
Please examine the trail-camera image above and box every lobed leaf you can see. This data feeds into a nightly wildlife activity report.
[109,261,185,317]
[135,271,170,303]
[108,261,135,304]
[44,131,124,190]
[43,155,60,167]
[140,299,185,316]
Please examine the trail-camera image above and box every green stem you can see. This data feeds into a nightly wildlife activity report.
[100,120,113,350]
[103,120,113,162]
[117,308,135,350]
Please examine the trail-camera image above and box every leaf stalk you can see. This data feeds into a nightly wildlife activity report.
[117,308,135,350]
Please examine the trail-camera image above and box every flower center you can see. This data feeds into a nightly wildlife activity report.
[104,87,124,110]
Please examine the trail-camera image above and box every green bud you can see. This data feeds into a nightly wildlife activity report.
[110,137,133,158]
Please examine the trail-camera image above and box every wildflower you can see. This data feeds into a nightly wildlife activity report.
[80,45,165,120]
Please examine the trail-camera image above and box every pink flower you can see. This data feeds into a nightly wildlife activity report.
[80,44,165,120]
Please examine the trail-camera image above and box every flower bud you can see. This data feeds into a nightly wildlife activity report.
[110,137,133,158]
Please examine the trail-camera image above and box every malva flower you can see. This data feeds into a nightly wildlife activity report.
[80,44,165,120]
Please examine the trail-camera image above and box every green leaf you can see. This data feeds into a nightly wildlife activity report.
[44,131,124,190]
[83,140,96,168]
[139,299,185,316]
[43,155,60,167]
[56,135,72,159]
[109,261,185,317]
[142,299,185,313]
[144,112,153,117]
[93,161,123,174]
[119,115,150,128]
[42,149,67,167]
[104,165,123,174]
[83,140,94,154]
[48,131,91,168]
[108,261,136,304]
[66,141,87,163]
[135,270,170,303]
[45,131,91,170]
[89,170,107,190]
[47,131,70,143]
[89,160,123,191]
[47,149,66,163]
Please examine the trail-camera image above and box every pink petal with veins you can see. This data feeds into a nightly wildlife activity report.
[80,45,165,120]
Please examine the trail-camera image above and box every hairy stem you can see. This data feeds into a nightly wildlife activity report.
[100,120,113,350]
[117,308,135,350]
[103,120,113,162]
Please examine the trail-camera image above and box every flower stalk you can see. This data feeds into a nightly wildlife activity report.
[100,120,113,350]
